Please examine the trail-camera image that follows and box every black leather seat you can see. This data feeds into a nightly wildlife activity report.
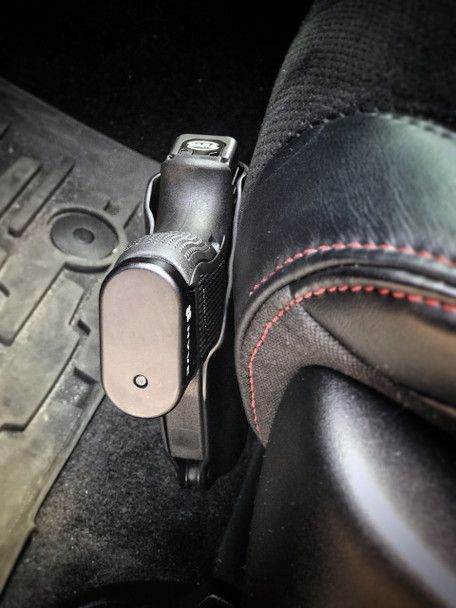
[232,2,456,605]
[234,0,456,444]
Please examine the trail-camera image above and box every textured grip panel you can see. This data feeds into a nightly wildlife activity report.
[117,231,215,284]
[197,259,227,359]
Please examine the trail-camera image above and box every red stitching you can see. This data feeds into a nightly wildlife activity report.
[249,242,456,295]
[248,284,456,437]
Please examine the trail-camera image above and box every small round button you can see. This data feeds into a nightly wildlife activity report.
[133,374,148,389]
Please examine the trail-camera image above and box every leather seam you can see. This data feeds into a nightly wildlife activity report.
[249,242,456,296]
[262,109,456,165]
[290,108,454,139]
[247,110,455,202]
[248,284,456,438]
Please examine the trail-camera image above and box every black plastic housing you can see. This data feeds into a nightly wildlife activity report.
[100,135,238,419]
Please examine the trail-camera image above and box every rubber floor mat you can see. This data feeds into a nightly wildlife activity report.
[0,79,158,592]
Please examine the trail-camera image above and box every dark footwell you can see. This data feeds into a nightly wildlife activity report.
[0,5,309,604]
[2,400,249,608]
[1,2,305,163]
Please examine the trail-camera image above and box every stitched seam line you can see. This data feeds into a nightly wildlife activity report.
[248,111,456,196]
[272,109,456,147]
[248,284,456,438]
[249,242,456,295]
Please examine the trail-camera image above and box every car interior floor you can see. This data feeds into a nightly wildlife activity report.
[0,3,310,607]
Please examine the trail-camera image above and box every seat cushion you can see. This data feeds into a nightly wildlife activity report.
[234,0,456,443]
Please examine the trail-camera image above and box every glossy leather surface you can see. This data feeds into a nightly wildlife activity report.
[299,265,456,405]
[236,115,456,317]
[243,368,456,607]
[235,114,456,433]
